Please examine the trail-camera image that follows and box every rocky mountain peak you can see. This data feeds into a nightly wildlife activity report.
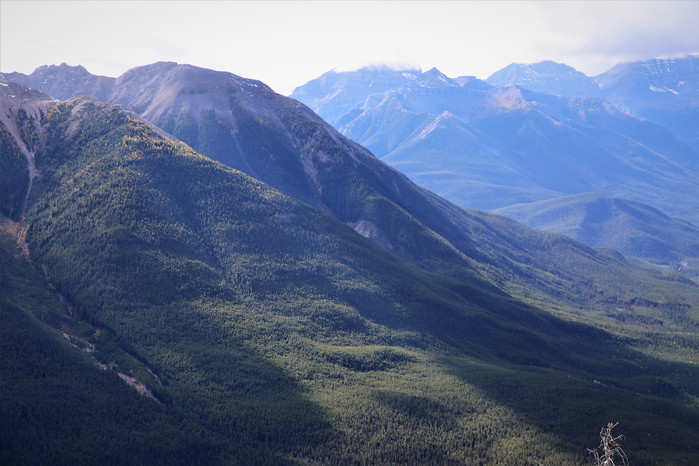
[487,60,600,97]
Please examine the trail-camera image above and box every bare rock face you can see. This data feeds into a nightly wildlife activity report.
[0,77,56,156]
[348,219,394,252]
[0,78,57,256]
[2,63,115,102]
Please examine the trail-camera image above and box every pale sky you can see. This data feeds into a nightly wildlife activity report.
[1,1,697,95]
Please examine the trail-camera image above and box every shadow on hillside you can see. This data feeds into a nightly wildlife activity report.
[93,299,340,464]
[440,345,699,464]
[344,272,699,463]
[0,233,337,464]
[431,307,699,463]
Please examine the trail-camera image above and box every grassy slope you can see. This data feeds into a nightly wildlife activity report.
[0,97,693,464]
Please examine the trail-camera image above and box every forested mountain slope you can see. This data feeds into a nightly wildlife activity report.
[5,63,696,314]
[0,227,199,464]
[495,193,699,273]
[0,74,698,463]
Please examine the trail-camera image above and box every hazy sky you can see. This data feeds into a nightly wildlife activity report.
[1,1,697,95]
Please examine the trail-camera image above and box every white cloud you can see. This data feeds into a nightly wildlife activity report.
[1,1,696,94]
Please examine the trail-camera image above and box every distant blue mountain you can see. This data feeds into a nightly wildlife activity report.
[595,56,698,145]
[484,57,698,145]
[291,64,698,227]
[495,193,699,273]
[289,66,426,129]
[486,60,601,97]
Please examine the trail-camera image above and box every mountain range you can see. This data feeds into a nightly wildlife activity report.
[1,62,698,464]
[486,57,698,145]
[290,57,698,269]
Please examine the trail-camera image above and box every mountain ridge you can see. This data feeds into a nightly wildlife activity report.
[486,60,602,96]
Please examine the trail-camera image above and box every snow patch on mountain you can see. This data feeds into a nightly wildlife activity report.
[416,111,455,140]
[649,84,679,95]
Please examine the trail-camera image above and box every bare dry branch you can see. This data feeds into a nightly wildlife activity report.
[589,422,628,466]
